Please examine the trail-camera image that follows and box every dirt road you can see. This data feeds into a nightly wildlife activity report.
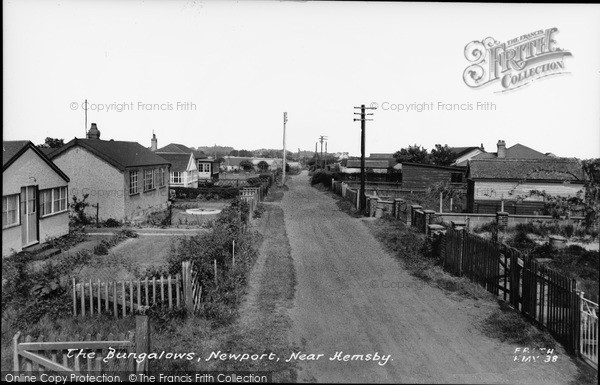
[282,172,578,384]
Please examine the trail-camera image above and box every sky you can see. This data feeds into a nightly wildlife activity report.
[4,1,600,159]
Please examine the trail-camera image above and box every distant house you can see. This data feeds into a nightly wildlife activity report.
[154,138,220,180]
[341,158,399,174]
[456,140,551,167]
[450,145,485,166]
[49,124,170,222]
[401,162,466,191]
[466,158,586,214]
[3,141,70,257]
[157,153,198,188]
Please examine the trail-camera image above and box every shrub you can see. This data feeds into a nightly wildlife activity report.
[172,186,239,200]
[166,197,257,322]
[103,218,121,228]
[310,170,340,188]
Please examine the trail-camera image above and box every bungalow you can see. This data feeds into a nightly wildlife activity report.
[157,153,198,188]
[154,138,220,180]
[49,124,170,222]
[3,141,70,257]
[466,158,586,214]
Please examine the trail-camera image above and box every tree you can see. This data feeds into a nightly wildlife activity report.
[257,160,269,172]
[239,160,254,171]
[429,144,456,166]
[37,137,64,149]
[230,149,253,157]
[393,144,430,164]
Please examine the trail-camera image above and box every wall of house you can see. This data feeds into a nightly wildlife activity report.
[197,162,212,179]
[472,180,584,201]
[2,147,69,256]
[52,147,126,221]
[469,180,585,215]
[39,211,69,246]
[402,164,465,190]
[123,167,169,221]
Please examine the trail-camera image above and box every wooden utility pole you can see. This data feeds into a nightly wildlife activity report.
[354,104,375,213]
[318,135,328,169]
[84,99,88,136]
[282,112,288,186]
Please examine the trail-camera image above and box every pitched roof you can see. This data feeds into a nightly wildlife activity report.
[448,146,481,157]
[468,158,586,181]
[346,159,390,169]
[49,138,170,172]
[156,143,205,159]
[3,140,69,181]
[156,153,192,172]
[471,143,549,160]
[401,162,466,171]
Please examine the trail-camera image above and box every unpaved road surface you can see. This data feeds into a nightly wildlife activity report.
[283,171,578,384]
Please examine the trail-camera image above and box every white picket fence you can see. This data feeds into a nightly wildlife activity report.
[580,295,598,369]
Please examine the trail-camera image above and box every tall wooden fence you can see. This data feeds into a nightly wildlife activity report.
[439,228,595,362]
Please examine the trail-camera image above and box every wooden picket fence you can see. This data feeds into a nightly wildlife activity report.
[13,315,150,375]
[73,276,181,318]
[72,260,209,318]
[440,228,596,367]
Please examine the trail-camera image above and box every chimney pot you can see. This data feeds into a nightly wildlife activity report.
[87,123,101,139]
[497,140,506,158]
[151,132,158,151]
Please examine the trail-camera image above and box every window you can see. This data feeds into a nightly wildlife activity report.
[451,173,463,183]
[129,170,139,195]
[2,194,20,228]
[144,169,154,191]
[171,172,182,184]
[159,168,166,187]
[40,187,67,217]
[199,163,210,173]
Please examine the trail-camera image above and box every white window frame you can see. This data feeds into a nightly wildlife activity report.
[40,187,68,218]
[159,168,166,187]
[170,171,182,184]
[144,169,155,191]
[129,170,139,195]
[2,194,20,229]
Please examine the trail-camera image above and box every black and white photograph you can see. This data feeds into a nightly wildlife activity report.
[2,1,599,383]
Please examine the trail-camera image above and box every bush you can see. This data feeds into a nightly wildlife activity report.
[172,186,239,200]
[166,197,257,322]
[103,218,121,228]
[310,170,340,188]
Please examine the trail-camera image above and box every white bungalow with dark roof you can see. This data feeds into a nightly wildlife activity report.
[3,141,70,257]
[48,124,171,222]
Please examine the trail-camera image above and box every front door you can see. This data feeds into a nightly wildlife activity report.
[20,186,38,247]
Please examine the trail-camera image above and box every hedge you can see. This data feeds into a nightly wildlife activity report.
[171,186,240,200]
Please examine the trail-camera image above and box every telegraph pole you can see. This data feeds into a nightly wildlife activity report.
[84,99,89,136]
[282,112,288,186]
[318,135,328,169]
[354,104,375,213]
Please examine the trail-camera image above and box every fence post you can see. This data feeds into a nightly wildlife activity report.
[13,332,21,373]
[182,261,194,312]
[409,205,422,227]
[135,315,150,374]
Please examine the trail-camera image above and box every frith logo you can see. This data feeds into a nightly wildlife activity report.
[463,28,572,92]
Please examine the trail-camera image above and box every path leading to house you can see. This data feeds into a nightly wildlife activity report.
[282,171,578,384]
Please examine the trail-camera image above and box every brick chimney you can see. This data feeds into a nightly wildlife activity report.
[497,140,506,158]
[151,132,157,151]
[87,123,101,139]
